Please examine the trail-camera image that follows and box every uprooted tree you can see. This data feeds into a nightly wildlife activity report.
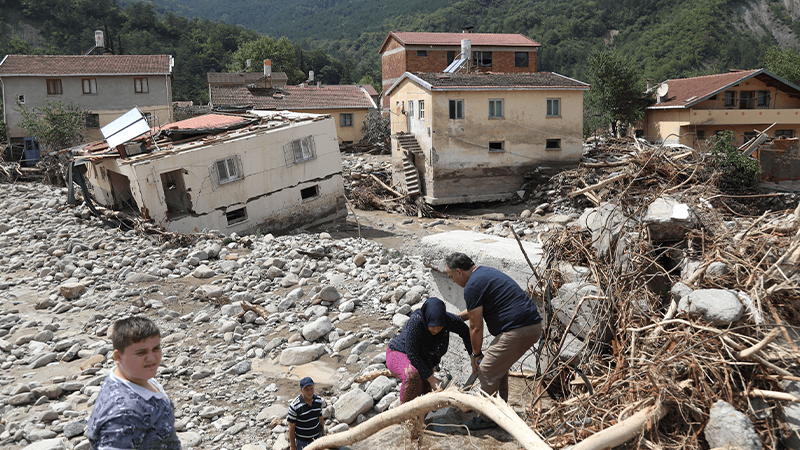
[708,130,762,188]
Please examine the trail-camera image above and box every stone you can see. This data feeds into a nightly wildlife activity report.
[375,392,398,412]
[677,289,743,326]
[576,203,628,259]
[706,261,729,277]
[670,282,693,302]
[399,285,425,306]
[125,273,159,283]
[192,265,216,279]
[642,197,696,242]
[32,385,62,399]
[80,354,106,370]
[63,419,87,438]
[226,360,251,375]
[59,282,86,299]
[365,375,394,401]
[30,352,58,369]
[178,431,202,448]
[20,438,66,450]
[256,404,289,422]
[333,334,359,352]
[279,344,326,366]
[319,285,341,302]
[9,392,35,405]
[392,313,410,328]
[353,253,367,267]
[302,316,334,342]
[334,388,374,424]
[552,282,611,342]
[704,400,761,450]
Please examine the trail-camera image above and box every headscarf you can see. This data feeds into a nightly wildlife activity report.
[420,297,447,328]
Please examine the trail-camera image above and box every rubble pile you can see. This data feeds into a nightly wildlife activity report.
[509,138,800,449]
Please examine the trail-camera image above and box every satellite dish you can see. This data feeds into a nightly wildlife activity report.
[657,83,669,98]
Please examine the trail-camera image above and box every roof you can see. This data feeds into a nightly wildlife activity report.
[210,84,376,110]
[385,72,589,96]
[361,84,379,97]
[0,55,173,76]
[162,113,256,131]
[649,69,800,109]
[207,71,288,85]
[379,31,540,53]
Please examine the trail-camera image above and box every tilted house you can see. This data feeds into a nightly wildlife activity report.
[379,31,541,108]
[0,54,173,163]
[385,72,589,205]
[641,69,800,147]
[81,111,345,235]
[209,83,376,145]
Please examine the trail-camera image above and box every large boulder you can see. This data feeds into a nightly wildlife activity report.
[576,202,629,260]
[302,316,334,342]
[643,196,696,242]
[334,388,374,424]
[677,289,743,326]
[279,344,326,366]
[704,400,761,450]
[551,282,611,342]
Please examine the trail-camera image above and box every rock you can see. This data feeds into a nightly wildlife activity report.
[319,285,341,302]
[199,406,226,419]
[20,438,66,450]
[32,385,62,399]
[365,375,394,401]
[256,404,289,422]
[375,392,398,412]
[80,354,106,370]
[226,360,251,375]
[392,313,409,328]
[677,289,743,326]
[551,282,611,342]
[558,333,587,366]
[399,285,425,306]
[706,261,729,277]
[576,203,628,259]
[9,392,35,405]
[643,197,696,242]
[125,272,159,283]
[192,265,216,279]
[63,419,87,438]
[279,344,326,366]
[353,253,367,267]
[59,282,86,299]
[30,352,58,368]
[302,316,334,342]
[670,282,693,302]
[178,431,202,448]
[334,388,374,424]
[704,400,761,450]
[333,334,359,352]
[520,209,532,219]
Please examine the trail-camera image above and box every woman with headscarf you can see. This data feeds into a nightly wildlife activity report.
[386,297,473,403]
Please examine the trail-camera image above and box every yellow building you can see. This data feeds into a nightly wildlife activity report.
[385,72,589,204]
[640,69,800,148]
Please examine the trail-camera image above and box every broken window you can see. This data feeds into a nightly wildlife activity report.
[340,113,353,127]
[226,207,247,226]
[489,99,504,118]
[775,129,794,138]
[449,100,464,119]
[488,141,504,152]
[757,90,770,107]
[547,98,560,117]
[301,185,319,200]
[86,114,100,128]
[284,136,317,165]
[417,50,427,57]
[515,52,529,68]
[419,100,425,119]
[473,51,492,67]
[134,77,149,93]
[16,94,25,104]
[160,169,191,219]
[724,91,736,107]
[209,155,244,190]
[546,139,561,150]
[46,79,62,95]
[82,78,97,94]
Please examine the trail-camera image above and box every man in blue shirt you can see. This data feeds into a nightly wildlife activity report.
[446,252,543,430]
[287,377,326,450]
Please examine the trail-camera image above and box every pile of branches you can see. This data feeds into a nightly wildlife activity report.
[512,137,800,449]
[344,160,441,218]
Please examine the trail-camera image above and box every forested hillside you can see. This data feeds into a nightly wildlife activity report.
[3,0,800,104]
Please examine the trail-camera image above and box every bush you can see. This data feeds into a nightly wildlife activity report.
[708,131,761,188]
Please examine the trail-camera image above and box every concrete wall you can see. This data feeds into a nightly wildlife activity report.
[390,79,584,204]
[88,116,345,235]
[2,75,172,141]
[301,107,370,144]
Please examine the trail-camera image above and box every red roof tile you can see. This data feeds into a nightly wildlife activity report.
[210,85,375,110]
[162,113,255,131]
[650,69,764,108]
[379,32,540,53]
[387,72,588,95]
[0,55,173,76]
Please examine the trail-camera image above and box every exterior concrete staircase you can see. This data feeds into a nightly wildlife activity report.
[401,154,421,196]
[396,133,424,157]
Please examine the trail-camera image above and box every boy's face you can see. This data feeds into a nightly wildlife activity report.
[114,335,162,386]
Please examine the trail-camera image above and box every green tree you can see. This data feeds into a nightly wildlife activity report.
[708,130,761,189]
[586,49,652,137]
[763,46,800,86]
[15,99,87,152]
[228,36,304,84]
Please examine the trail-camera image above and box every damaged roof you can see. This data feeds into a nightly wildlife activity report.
[161,113,256,131]
[379,32,540,53]
[386,72,589,95]
[210,84,376,110]
[0,55,173,76]
[207,71,288,85]
[649,68,800,109]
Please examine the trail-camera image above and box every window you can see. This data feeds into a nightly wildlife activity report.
[340,113,353,127]
[210,155,243,188]
[134,77,149,93]
[301,185,319,200]
[515,52,529,68]
[547,98,560,117]
[489,99,504,118]
[776,129,794,138]
[758,90,770,107]
[82,78,97,94]
[724,91,736,107]
[408,101,414,118]
[226,207,247,226]
[419,100,425,119]
[46,79,62,95]
[739,91,753,109]
[446,51,456,65]
[86,114,100,128]
[743,131,757,143]
[449,100,464,119]
[546,139,561,151]
[473,51,492,67]
[489,141,504,152]
[696,130,705,140]
[284,136,316,164]
[16,94,25,104]
[417,50,427,57]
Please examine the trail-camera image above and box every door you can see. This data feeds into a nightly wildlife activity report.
[409,100,426,136]
[23,138,40,166]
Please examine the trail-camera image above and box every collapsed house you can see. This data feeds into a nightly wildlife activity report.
[80,110,345,235]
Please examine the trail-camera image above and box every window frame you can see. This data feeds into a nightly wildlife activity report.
[86,113,100,128]
[46,79,62,95]
[545,139,562,151]
[215,156,243,185]
[775,129,795,138]
[488,141,504,152]
[134,77,149,94]
[488,99,504,119]
[724,91,736,107]
[416,50,427,57]
[514,52,529,68]
[473,51,492,68]
[449,99,464,120]
[418,100,425,119]
[696,130,705,141]
[82,78,97,95]
[446,51,456,65]
[757,90,770,107]
[225,207,248,226]
[546,98,561,117]
[284,136,317,165]
[408,100,414,118]
[340,113,354,127]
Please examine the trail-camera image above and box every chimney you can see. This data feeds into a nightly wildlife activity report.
[308,70,314,82]
[462,26,474,33]
[461,39,472,70]
[263,59,272,77]
[647,78,655,90]
[246,59,251,70]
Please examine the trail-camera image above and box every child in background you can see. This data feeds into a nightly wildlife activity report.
[87,316,181,450]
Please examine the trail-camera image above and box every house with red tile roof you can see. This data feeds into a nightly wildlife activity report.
[641,69,800,147]
[379,31,541,108]
[209,83,377,145]
[0,54,174,163]
[384,72,589,204]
